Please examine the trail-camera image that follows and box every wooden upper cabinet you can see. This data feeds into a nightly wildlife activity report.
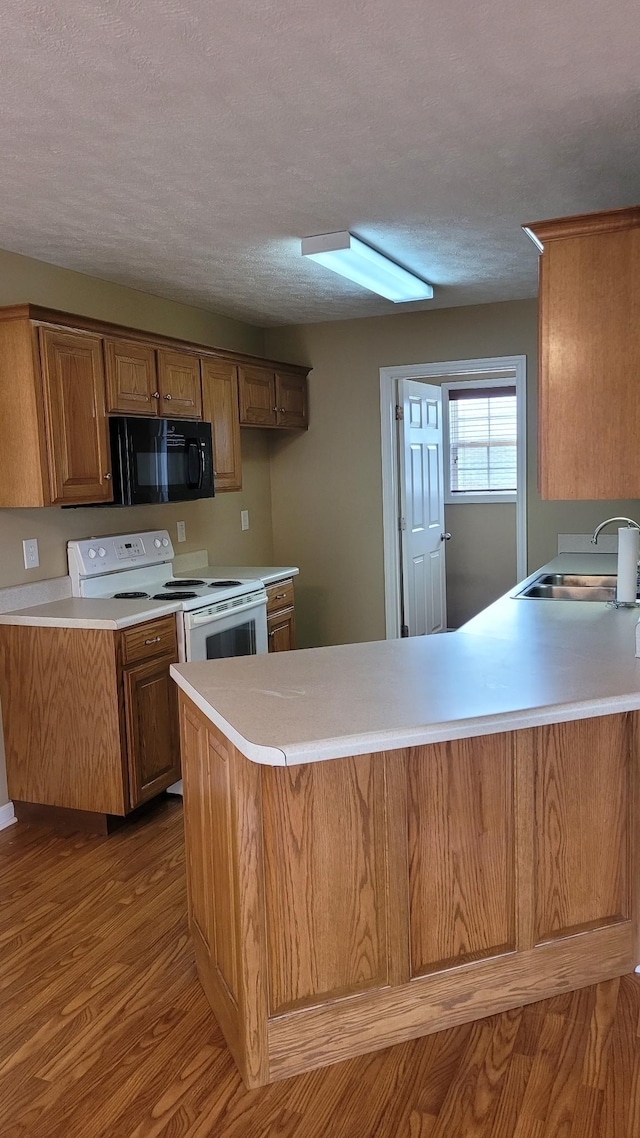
[525,205,640,500]
[275,371,307,428]
[201,359,242,492]
[239,365,308,429]
[38,328,113,505]
[0,304,309,507]
[157,350,202,419]
[105,338,159,415]
[238,364,277,426]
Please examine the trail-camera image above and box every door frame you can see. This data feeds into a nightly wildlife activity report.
[380,355,527,639]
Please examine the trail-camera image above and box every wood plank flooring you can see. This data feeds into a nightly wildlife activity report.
[2,797,640,1137]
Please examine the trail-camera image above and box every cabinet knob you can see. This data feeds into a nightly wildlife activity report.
[152,391,160,399]
[164,393,172,401]
[104,472,112,481]
[272,406,278,412]
[278,407,286,413]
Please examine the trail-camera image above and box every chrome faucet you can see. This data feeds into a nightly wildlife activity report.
[591,517,640,544]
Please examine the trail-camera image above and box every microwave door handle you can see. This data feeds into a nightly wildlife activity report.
[186,440,200,489]
[198,441,205,489]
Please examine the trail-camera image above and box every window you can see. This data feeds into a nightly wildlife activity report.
[444,379,519,503]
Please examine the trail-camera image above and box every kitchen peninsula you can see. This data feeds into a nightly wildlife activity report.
[171,553,640,1088]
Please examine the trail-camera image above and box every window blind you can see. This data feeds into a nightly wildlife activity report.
[448,386,517,493]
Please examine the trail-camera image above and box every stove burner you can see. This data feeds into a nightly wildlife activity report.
[207,580,242,587]
[113,591,150,600]
[154,591,198,600]
[163,579,205,588]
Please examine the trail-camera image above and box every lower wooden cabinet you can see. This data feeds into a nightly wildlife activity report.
[266,577,296,652]
[0,616,181,829]
[122,653,180,807]
[178,704,640,1089]
[267,609,295,652]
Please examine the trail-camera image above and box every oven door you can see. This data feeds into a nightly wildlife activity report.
[184,594,269,662]
[110,416,214,505]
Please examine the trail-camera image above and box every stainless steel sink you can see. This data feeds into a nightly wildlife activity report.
[515,573,618,601]
[535,573,617,588]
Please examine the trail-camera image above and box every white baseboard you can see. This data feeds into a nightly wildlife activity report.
[0,801,16,831]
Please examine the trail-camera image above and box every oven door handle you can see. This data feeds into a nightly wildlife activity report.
[188,595,267,627]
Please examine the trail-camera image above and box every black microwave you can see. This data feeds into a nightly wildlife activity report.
[109,417,214,506]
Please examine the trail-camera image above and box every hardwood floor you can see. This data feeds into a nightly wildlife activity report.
[1,798,640,1137]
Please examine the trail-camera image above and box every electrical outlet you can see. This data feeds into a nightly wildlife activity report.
[240,510,249,532]
[176,521,186,543]
[23,538,39,569]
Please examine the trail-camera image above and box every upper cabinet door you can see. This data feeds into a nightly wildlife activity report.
[39,328,113,505]
[104,339,159,415]
[238,365,276,426]
[201,359,242,492]
[157,350,202,419]
[526,206,640,500]
[275,371,308,429]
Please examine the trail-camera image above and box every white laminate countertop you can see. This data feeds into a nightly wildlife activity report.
[0,597,181,630]
[170,553,640,767]
[0,565,299,629]
[178,566,299,586]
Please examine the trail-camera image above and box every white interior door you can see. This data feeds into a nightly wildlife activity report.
[399,380,447,635]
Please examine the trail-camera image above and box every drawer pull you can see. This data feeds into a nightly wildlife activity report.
[144,636,162,645]
[274,592,286,600]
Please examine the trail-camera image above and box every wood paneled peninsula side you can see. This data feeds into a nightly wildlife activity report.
[171,553,640,1088]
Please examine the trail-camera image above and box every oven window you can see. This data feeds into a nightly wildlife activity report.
[205,619,257,659]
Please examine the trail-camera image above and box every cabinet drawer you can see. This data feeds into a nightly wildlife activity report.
[120,616,178,665]
[266,578,295,614]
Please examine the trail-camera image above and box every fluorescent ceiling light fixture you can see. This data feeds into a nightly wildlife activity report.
[301,231,434,303]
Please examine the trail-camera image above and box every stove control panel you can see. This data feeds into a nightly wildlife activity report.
[114,536,147,560]
[68,530,175,585]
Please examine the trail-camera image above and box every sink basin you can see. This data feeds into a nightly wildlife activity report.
[515,573,618,601]
[535,573,617,588]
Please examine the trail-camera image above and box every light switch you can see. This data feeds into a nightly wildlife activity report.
[241,510,249,531]
[176,521,186,543]
[23,538,39,569]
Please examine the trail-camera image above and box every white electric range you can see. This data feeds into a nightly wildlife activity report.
[67,530,269,663]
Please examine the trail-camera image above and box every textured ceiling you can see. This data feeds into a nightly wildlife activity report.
[1,0,639,325]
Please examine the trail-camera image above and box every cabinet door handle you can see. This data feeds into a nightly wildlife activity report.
[152,391,160,399]
[164,393,172,401]
[144,636,162,645]
[104,472,112,480]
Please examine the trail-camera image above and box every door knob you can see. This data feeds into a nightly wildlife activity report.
[440,531,451,541]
